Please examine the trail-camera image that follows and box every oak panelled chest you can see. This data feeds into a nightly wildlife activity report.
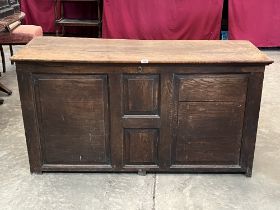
[12,37,273,176]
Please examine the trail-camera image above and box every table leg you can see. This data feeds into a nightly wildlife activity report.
[9,45,14,65]
[0,45,6,73]
[0,82,12,95]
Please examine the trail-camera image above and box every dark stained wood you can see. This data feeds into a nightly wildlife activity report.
[177,102,245,138]
[33,74,111,165]
[14,38,273,176]
[174,102,245,165]
[240,71,265,177]
[124,129,159,166]
[55,19,99,27]
[171,74,248,167]
[0,45,6,72]
[13,63,267,74]
[16,69,43,173]
[157,72,174,169]
[178,74,248,102]
[108,73,123,169]
[122,115,160,129]
[123,74,159,115]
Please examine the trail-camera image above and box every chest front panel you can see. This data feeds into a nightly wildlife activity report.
[17,63,264,176]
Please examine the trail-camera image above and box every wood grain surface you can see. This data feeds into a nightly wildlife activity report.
[14,38,272,176]
[11,36,273,65]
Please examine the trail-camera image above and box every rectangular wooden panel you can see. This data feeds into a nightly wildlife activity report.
[40,101,105,136]
[178,74,248,102]
[123,75,159,115]
[34,74,111,165]
[43,135,107,164]
[173,102,245,165]
[124,129,159,165]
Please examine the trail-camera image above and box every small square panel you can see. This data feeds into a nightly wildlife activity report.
[123,75,159,115]
[124,129,159,165]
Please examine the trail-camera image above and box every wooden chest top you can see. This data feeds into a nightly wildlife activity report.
[11,37,273,65]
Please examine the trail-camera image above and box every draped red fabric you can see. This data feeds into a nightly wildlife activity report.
[20,0,56,33]
[102,0,224,40]
[229,0,280,47]
[20,0,96,34]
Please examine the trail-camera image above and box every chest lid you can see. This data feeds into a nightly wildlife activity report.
[11,36,273,65]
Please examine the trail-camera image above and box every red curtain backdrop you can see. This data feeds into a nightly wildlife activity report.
[20,0,56,33]
[229,0,280,47]
[20,0,97,34]
[102,0,224,40]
